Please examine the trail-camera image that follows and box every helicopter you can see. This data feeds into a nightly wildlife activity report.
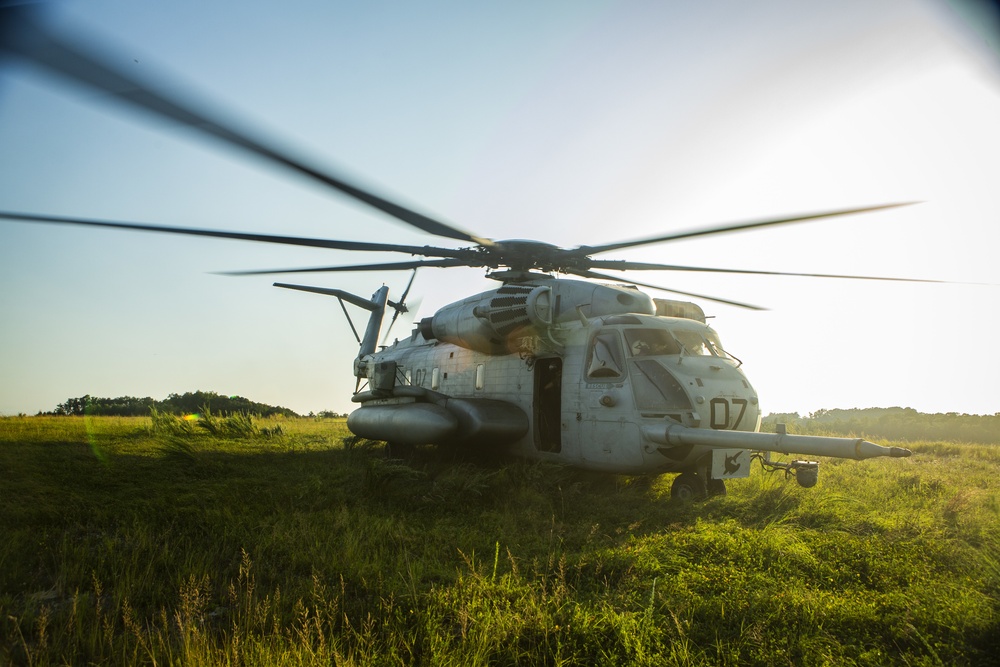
[0,5,958,499]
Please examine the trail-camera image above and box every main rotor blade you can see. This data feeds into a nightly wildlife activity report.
[573,203,917,257]
[216,259,469,276]
[0,211,465,257]
[587,259,960,283]
[567,268,767,311]
[0,6,491,247]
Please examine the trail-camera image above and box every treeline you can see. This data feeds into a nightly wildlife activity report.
[44,391,299,418]
[763,407,1000,444]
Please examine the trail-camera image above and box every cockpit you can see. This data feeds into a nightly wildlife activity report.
[624,328,681,356]
[586,321,737,383]
[624,326,730,359]
[585,319,751,424]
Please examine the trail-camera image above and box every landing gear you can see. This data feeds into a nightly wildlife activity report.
[670,471,707,500]
[707,478,727,496]
[671,472,726,500]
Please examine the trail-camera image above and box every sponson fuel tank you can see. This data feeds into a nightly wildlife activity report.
[349,386,529,447]
[418,278,655,354]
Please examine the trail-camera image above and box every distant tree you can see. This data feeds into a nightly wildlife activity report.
[46,391,299,418]
[158,391,299,417]
[764,407,1000,444]
[52,395,90,416]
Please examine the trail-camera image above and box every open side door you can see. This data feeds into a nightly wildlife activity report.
[533,357,562,453]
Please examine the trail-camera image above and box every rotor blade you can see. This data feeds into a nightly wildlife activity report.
[382,309,402,344]
[0,6,491,246]
[567,268,767,311]
[381,304,406,345]
[397,268,418,305]
[586,259,963,284]
[0,211,466,257]
[215,259,468,276]
[382,270,419,345]
[572,203,917,257]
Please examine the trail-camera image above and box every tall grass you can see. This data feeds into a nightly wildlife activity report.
[1,416,997,665]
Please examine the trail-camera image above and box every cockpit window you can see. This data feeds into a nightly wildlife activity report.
[672,330,714,356]
[703,330,728,357]
[624,328,682,356]
[587,331,625,380]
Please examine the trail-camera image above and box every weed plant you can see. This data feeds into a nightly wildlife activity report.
[0,416,997,665]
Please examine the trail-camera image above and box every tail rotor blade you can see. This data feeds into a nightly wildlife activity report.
[382,269,420,345]
[398,268,418,305]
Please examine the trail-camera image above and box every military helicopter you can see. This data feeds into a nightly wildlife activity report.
[0,6,929,498]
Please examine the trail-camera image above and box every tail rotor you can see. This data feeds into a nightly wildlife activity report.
[382,270,421,345]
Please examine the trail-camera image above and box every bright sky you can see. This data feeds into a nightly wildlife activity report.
[1,0,998,417]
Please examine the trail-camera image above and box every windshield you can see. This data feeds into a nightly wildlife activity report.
[671,330,710,355]
[672,328,732,358]
[703,330,729,358]
[624,328,682,356]
[624,326,734,358]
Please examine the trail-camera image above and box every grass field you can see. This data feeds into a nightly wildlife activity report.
[1,415,998,665]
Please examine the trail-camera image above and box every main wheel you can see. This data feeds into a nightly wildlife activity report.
[671,471,707,501]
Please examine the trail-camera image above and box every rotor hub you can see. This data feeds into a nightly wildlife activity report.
[488,239,571,272]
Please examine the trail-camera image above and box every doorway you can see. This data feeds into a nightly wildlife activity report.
[534,357,562,453]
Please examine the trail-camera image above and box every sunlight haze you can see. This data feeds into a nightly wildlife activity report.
[1,0,998,417]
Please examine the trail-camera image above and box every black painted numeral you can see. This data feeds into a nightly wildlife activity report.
[732,398,748,429]
[710,397,729,429]
[710,397,748,430]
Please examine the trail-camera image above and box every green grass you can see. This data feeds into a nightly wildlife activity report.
[1,416,998,665]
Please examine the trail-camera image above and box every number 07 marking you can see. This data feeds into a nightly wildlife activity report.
[710,397,748,429]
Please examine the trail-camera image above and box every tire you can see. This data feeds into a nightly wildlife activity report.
[671,471,707,501]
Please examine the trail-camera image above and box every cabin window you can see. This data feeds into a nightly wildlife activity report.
[404,369,412,385]
[586,331,625,380]
[475,364,485,390]
[431,367,440,390]
[624,328,682,356]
